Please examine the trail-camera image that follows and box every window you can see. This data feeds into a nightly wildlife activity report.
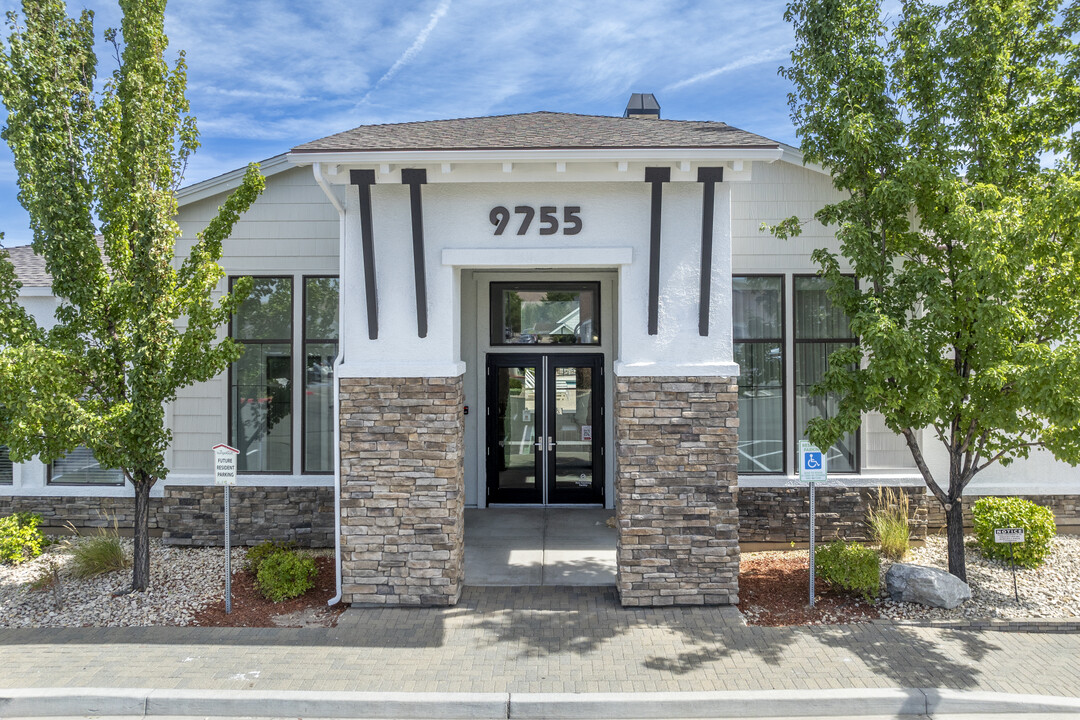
[794,276,858,472]
[490,282,599,345]
[0,445,11,485]
[230,277,293,474]
[303,277,339,474]
[733,276,785,473]
[229,275,340,476]
[49,446,125,485]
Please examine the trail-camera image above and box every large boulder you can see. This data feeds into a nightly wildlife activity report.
[885,563,971,609]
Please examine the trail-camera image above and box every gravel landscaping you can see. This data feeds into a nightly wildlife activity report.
[2,532,1078,628]
[0,537,240,628]
[740,534,1080,626]
[878,534,1080,621]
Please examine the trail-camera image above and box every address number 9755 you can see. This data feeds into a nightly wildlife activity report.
[490,205,582,236]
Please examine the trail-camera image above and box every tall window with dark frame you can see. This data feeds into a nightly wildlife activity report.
[794,276,858,472]
[0,445,12,485]
[303,276,339,474]
[230,277,293,474]
[733,276,785,474]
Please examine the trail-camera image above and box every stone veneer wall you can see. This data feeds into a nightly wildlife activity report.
[925,494,1080,532]
[614,376,740,606]
[160,486,334,546]
[738,488,1080,544]
[339,376,464,606]
[0,487,334,546]
[737,486,929,544]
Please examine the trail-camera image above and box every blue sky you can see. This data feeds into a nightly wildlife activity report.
[0,0,797,247]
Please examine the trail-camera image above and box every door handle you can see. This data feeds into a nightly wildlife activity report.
[548,437,557,451]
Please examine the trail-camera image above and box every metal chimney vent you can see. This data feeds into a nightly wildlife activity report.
[624,93,660,119]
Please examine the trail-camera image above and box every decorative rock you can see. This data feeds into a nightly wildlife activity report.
[886,562,971,609]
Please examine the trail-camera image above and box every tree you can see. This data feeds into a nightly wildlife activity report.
[775,0,1080,580]
[0,0,264,591]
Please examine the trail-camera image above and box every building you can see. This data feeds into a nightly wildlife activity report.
[3,96,1077,607]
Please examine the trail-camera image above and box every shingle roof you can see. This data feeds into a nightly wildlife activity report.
[291,111,781,153]
[3,244,50,287]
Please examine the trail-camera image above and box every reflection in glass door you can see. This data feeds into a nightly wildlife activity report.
[486,354,604,505]
[489,361,542,503]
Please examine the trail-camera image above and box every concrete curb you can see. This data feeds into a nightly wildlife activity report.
[509,689,927,718]
[3,687,1080,718]
[0,689,509,719]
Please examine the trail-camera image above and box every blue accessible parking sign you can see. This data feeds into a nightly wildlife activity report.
[799,443,827,482]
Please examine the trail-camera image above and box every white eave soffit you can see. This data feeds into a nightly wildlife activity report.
[285,147,784,184]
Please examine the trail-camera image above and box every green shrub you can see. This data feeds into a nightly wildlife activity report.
[867,486,911,560]
[255,550,317,602]
[244,539,296,574]
[815,539,880,603]
[972,497,1056,568]
[0,512,45,564]
[68,535,130,578]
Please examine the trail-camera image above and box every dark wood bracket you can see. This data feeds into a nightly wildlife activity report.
[401,168,429,338]
[350,169,378,340]
[697,166,724,336]
[644,167,670,336]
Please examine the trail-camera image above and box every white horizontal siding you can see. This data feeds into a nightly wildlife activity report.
[732,161,847,273]
[170,164,338,476]
[733,160,916,473]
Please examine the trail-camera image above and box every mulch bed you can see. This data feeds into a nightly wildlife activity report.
[738,551,881,626]
[192,550,877,628]
[190,556,346,628]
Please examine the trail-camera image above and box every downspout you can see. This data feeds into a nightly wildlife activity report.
[313,162,346,606]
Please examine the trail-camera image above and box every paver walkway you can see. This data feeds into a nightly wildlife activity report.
[1,587,1077,697]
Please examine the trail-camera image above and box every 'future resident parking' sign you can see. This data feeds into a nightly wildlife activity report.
[213,444,238,486]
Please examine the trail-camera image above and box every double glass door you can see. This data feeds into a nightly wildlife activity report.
[486,354,604,504]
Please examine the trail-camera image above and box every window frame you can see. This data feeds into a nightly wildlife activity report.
[228,275,295,476]
[488,281,602,347]
[0,445,12,485]
[733,274,787,475]
[46,447,126,486]
[301,274,339,476]
[792,273,860,474]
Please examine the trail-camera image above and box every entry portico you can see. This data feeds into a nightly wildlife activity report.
[291,107,775,607]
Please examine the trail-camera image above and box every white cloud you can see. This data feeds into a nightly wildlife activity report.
[0,0,803,217]
[665,49,791,93]
[362,0,452,103]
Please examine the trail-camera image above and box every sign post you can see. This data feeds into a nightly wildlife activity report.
[213,444,239,614]
[994,527,1025,603]
[798,441,827,608]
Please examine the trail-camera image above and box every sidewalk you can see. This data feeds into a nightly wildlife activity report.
[1,586,1078,706]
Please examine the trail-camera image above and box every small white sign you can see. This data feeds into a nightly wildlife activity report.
[213,443,239,486]
[994,527,1025,544]
[798,443,827,483]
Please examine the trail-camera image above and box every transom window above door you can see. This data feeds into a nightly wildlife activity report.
[490,282,600,346]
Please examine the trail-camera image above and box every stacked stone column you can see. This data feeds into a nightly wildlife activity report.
[339,376,464,606]
[614,376,740,606]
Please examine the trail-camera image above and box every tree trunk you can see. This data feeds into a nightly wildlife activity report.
[945,495,967,582]
[132,477,152,592]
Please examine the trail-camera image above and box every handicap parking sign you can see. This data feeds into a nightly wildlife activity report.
[799,444,827,482]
